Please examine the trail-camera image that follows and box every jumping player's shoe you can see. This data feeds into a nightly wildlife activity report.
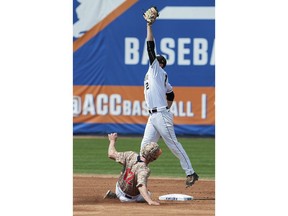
[103,190,117,199]
[186,172,199,188]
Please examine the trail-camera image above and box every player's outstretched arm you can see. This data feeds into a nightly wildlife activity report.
[107,133,118,160]
[146,24,154,42]
[144,7,159,65]
[138,185,160,205]
[146,24,156,65]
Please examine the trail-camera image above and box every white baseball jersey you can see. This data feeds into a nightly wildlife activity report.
[144,59,173,110]
[141,59,195,177]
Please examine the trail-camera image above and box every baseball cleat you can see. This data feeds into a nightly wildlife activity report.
[186,172,199,188]
[103,190,117,199]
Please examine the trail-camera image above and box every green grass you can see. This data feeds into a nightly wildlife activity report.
[73,136,215,179]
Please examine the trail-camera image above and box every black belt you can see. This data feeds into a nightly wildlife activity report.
[148,106,168,114]
[125,194,132,199]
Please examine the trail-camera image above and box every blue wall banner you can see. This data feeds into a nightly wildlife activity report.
[73,0,215,136]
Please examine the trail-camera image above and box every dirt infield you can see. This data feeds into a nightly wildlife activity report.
[73,175,215,216]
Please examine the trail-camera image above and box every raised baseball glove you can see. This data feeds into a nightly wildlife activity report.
[143,6,159,25]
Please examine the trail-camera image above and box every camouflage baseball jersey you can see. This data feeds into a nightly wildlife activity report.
[116,151,150,196]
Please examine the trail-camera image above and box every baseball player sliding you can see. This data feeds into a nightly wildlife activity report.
[141,7,199,188]
[103,133,162,205]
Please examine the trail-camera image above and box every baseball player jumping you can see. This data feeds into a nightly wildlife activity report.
[141,7,199,188]
[103,133,162,205]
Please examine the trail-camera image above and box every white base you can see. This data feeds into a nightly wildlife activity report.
[158,194,193,201]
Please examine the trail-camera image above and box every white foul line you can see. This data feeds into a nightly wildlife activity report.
[158,6,215,20]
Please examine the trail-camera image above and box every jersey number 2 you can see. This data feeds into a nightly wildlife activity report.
[145,82,149,90]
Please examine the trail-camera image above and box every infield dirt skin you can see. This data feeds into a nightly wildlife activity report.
[73,175,215,216]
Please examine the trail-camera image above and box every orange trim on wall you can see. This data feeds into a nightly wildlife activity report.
[73,85,215,125]
[73,0,138,52]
